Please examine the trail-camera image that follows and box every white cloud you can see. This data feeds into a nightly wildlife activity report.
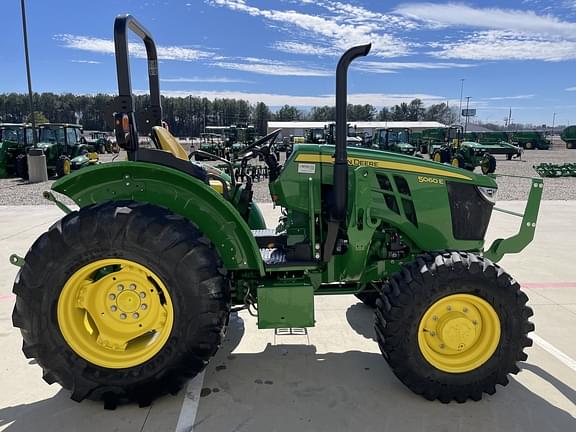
[432,30,576,61]
[56,34,214,61]
[272,41,339,56]
[211,58,331,76]
[566,86,576,91]
[160,76,254,83]
[70,59,101,64]
[208,0,411,57]
[354,60,475,73]
[481,95,535,101]
[149,89,446,107]
[395,3,576,38]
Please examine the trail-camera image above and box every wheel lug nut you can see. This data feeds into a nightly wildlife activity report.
[430,331,436,337]
[432,315,438,321]
[141,304,147,310]
[472,320,478,325]
[111,305,117,312]
[117,284,124,291]
[109,293,116,300]
[129,284,136,290]
[119,313,127,320]
[446,306,452,311]
[463,307,468,313]
[132,313,139,319]
[139,292,146,298]
[439,343,445,349]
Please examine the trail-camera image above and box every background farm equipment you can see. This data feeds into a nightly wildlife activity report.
[464,131,523,160]
[372,127,417,155]
[509,131,551,150]
[0,123,35,178]
[560,125,576,149]
[431,126,497,174]
[84,131,118,154]
[32,123,98,177]
[11,14,541,409]
[534,162,576,177]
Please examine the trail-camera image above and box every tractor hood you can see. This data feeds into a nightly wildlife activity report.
[292,144,497,188]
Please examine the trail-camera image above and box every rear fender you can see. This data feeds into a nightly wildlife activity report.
[52,162,265,275]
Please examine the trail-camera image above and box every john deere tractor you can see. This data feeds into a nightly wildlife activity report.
[0,123,35,178]
[11,15,542,408]
[372,127,417,155]
[431,126,497,174]
[33,123,99,177]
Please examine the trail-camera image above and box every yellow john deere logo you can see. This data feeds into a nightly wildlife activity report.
[295,154,472,181]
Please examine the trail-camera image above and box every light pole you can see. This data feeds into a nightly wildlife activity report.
[552,112,556,135]
[464,96,471,133]
[458,78,465,124]
[20,0,37,144]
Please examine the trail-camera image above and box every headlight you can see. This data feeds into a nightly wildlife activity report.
[476,186,497,203]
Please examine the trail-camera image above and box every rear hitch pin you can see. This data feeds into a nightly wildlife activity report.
[9,254,25,268]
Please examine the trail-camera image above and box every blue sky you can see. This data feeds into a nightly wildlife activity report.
[3,0,576,124]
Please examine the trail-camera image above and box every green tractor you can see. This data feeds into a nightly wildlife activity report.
[85,131,119,154]
[0,123,35,178]
[372,128,417,155]
[11,15,542,407]
[431,126,497,174]
[464,131,522,160]
[560,126,576,149]
[509,131,550,150]
[32,123,99,177]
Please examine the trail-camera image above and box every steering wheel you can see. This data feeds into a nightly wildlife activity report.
[237,128,282,160]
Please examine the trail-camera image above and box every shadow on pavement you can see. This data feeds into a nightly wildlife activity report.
[1,309,574,432]
[194,306,576,432]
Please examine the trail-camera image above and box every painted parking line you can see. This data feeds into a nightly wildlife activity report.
[532,333,576,373]
[175,370,206,432]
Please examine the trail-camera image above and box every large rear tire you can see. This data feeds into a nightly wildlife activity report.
[375,251,533,403]
[12,201,230,407]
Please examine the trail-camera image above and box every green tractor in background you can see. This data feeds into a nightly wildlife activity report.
[509,131,550,150]
[464,131,522,160]
[0,123,35,178]
[32,123,99,177]
[431,126,497,174]
[85,131,119,154]
[12,15,542,408]
[560,126,576,149]
[372,127,417,155]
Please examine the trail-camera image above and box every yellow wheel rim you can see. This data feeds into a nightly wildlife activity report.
[418,294,500,373]
[451,158,460,167]
[63,159,71,175]
[433,152,442,162]
[57,259,174,369]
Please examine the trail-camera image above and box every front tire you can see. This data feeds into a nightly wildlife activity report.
[56,155,71,177]
[375,252,533,403]
[12,201,230,407]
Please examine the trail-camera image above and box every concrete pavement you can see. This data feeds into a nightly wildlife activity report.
[0,202,574,432]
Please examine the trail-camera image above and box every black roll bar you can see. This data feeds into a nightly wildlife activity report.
[112,14,162,160]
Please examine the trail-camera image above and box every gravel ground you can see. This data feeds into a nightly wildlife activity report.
[2,144,575,205]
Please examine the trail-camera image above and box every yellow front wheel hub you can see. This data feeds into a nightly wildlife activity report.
[451,158,460,167]
[63,159,71,175]
[433,153,442,162]
[418,294,500,373]
[57,259,174,369]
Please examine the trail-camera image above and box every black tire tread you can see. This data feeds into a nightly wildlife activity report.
[375,251,533,403]
[12,201,230,406]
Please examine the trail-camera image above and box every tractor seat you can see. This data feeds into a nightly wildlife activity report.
[150,126,228,195]
[151,126,189,161]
